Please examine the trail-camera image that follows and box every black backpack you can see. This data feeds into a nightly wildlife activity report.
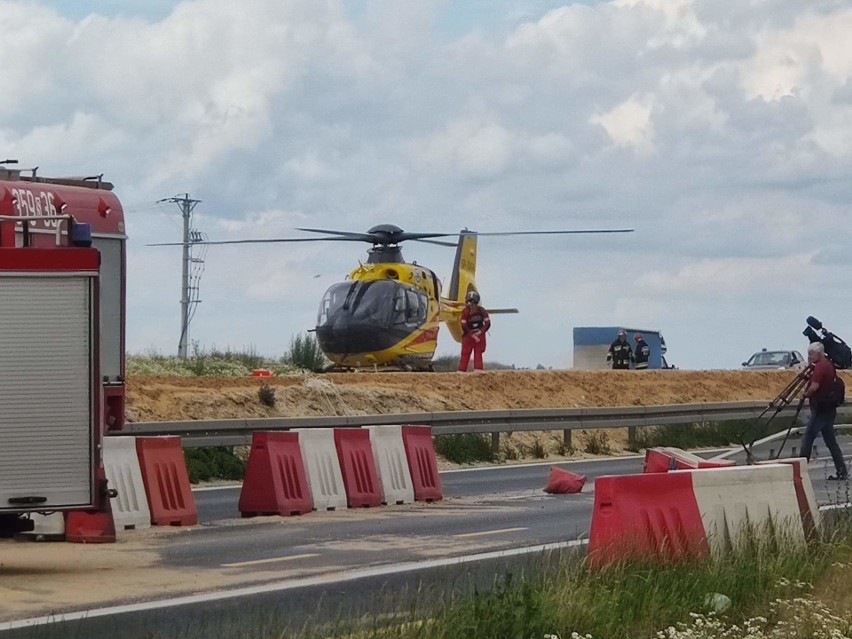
[825,375,846,408]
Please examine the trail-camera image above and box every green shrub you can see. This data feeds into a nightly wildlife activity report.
[286,333,327,372]
[184,447,246,484]
[530,436,547,459]
[431,354,459,372]
[551,434,575,456]
[582,431,612,455]
[434,433,493,464]
[632,417,795,451]
[258,383,276,407]
[431,353,516,371]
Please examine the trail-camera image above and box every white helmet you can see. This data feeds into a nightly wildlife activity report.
[465,290,480,304]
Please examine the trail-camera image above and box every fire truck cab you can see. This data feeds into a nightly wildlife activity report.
[0,167,125,521]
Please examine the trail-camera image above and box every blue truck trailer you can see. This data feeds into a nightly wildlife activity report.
[573,326,671,370]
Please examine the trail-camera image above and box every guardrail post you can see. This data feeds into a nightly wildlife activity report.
[563,429,572,449]
[627,426,637,451]
[491,432,500,457]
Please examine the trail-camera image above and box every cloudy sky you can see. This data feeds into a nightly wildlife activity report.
[3,0,851,370]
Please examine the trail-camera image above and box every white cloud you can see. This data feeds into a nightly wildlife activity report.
[590,94,656,151]
[417,118,514,178]
[643,254,814,297]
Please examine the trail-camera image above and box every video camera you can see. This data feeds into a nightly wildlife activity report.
[803,316,852,369]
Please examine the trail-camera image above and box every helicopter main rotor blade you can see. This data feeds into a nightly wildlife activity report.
[296,227,458,244]
[147,227,635,247]
[472,229,634,236]
[147,237,360,247]
[294,227,379,242]
[411,238,459,247]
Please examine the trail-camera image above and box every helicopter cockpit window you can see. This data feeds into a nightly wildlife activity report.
[318,282,353,325]
[405,289,426,325]
[319,281,427,328]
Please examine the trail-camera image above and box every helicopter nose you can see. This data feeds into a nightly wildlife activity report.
[315,319,402,355]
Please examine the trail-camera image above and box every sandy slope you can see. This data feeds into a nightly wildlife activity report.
[126,369,828,457]
[126,369,808,422]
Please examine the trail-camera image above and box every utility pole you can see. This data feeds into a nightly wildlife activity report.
[160,194,202,359]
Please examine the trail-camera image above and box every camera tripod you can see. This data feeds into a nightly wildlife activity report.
[740,364,813,463]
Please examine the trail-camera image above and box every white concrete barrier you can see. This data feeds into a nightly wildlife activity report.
[103,436,151,530]
[295,428,347,511]
[758,458,821,539]
[367,425,415,505]
[689,464,804,556]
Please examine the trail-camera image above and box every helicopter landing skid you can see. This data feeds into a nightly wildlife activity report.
[322,363,435,373]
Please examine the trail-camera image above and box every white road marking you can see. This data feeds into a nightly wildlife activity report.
[222,553,320,568]
[441,456,645,474]
[819,502,852,511]
[453,527,528,538]
[0,539,589,631]
[193,484,242,492]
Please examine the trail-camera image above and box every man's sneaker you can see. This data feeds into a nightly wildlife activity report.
[828,473,849,481]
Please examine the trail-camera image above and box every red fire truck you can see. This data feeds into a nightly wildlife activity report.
[0,166,125,531]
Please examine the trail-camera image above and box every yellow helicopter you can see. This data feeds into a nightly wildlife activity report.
[310,224,640,369]
[153,224,633,370]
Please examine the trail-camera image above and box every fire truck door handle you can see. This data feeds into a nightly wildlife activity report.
[7,496,48,505]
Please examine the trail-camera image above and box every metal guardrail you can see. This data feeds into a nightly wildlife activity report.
[114,400,852,448]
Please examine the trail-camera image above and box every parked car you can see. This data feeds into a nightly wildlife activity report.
[741,349,805,370]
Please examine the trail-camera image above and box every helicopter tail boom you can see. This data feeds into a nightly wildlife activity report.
[447,231,478,303]
[441,231,479,342]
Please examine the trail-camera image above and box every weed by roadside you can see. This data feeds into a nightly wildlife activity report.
[286,333,327,372]
[582,431,612,455]
[258,383,276,407]
[295,522,849,639]
[433,434,493,464]
[630,418,795,452]
[530,436,547,459]
[184,447,245,483]
[127,336,324,377]
[551,433,576,457]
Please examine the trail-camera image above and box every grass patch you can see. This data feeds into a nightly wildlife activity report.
[631,417,797,452]
[551,433,576,457]
[185,447,245,483]
[433,433,493,464]
[431,354,517,372]
[530,436,547,459]
[127,337,321,377]
[295,521,852,639]
[582,431,612,455]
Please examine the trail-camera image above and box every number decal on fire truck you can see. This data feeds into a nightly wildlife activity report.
[10,188,60,227]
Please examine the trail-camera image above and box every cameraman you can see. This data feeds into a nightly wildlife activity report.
[802,342,848,480]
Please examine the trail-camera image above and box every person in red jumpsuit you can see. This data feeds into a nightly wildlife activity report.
[458,290,491,372]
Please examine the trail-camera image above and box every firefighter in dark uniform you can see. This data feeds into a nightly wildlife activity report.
[606,329,633,370]
[634,333,650,370]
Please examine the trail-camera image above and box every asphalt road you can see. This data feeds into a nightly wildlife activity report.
[3,448,851,639]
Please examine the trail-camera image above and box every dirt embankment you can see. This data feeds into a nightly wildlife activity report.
[126,369,811,422]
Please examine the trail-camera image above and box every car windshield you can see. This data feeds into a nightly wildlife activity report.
[749,351,789,366]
